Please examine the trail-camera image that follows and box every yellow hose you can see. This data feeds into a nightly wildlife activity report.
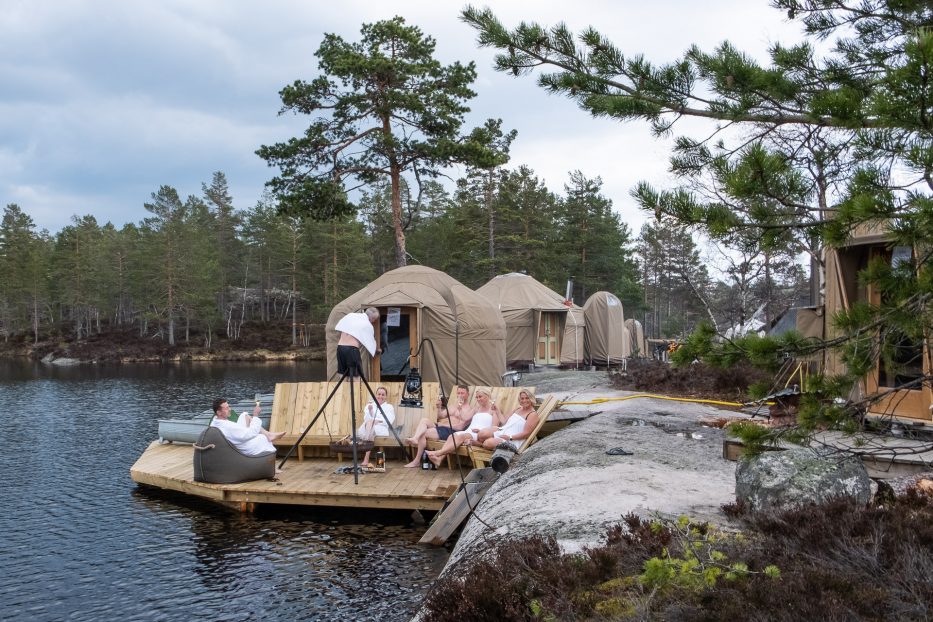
[558,393,755,408]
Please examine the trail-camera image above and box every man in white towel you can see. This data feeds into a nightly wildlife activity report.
[335,307,380,378]
[210,398,284,461]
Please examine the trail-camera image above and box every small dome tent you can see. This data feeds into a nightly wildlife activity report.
[625,318,648,358]
[583,291,629,365]
[326,266,507,388]
[476,273,584,367]
[560,304,586,368]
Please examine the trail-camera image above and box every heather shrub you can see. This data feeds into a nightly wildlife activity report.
[423,493,933,621]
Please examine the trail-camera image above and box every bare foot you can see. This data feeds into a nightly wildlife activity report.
[269,431,285,441]
[404,437,416,446]
[403,461,420,468]
[428,453,444,467]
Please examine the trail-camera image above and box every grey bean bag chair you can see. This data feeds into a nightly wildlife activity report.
[193,426,276,484]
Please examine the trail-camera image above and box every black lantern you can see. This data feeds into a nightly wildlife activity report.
[401,367,423,407]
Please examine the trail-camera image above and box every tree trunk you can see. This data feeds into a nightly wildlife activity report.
[486,169,496,279]
[32,292,39,345]
[384,115,407,267]
[167,282,175,345]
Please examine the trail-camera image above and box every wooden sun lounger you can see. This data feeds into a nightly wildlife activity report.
[463,394,559,467]
[424,390,558,469]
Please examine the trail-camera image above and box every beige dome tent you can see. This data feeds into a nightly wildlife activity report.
[624,318,648,358]
[583,291,629,365]
[561,304,586,367]
[326,265,507,388]
[476,273,585,367]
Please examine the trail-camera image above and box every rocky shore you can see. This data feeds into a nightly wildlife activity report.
[446,371,740,570]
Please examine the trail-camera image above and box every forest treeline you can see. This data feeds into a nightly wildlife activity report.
[0,167,804,351]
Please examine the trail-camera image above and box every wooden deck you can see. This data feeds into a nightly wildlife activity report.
[130,441,466,511]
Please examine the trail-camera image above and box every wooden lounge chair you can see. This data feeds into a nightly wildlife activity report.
[425,389,558,469]
[463,394,558,468]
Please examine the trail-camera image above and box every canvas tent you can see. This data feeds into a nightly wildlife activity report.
[561,304,586,367]
[821,224,931,422]
[326,265,507,389]
[476,273,584,367]
[583,291,629,365]
[624,318,648,358]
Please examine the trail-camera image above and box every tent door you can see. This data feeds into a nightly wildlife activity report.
[536,312,561,366]
[375,306,419,383]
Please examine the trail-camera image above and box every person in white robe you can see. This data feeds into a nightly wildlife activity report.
[210,398,283,460]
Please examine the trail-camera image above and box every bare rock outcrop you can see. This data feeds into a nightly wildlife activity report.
[735,446,872,512]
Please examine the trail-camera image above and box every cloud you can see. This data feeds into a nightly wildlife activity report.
[0,0,803,234]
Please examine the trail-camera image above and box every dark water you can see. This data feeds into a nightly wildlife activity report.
[0,360,448,621]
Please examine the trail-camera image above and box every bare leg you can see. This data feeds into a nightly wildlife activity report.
[361,450,371,466]
[483,436,504,450]
[406,418,433,445]
[477,426,498,442]
[405,427,440,467]
[427,432,470,467]
[262,430,285,442]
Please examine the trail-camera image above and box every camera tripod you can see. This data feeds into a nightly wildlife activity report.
[278,364,405,484]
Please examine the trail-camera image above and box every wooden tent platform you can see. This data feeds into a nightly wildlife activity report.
[130,441,465,512]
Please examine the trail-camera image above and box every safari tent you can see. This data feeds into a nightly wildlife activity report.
[625,318,648,358]
[561,304,587,368]
[326,265,507,389]
[820,225,931,422]
[476,273,584,367]
[583,291,629,365]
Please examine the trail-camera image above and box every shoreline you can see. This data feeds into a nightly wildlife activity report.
[1,347,326,365]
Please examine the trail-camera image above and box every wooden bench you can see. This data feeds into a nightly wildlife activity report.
[269,380,441,461]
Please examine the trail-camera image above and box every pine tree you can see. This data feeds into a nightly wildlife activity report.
[0,204,50,343]
[463,1,933,443]
[257,16,501,268]
[202,171,242,314]
[139,186,190,346]
[557,172,640,307]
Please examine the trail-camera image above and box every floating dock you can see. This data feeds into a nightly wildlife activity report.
[130,442,465,512]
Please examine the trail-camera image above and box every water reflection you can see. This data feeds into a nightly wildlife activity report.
[0,360,447,622]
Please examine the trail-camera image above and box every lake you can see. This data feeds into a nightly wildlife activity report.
[0,360,448,621]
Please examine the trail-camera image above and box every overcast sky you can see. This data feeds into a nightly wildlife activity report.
[1,1,802,236]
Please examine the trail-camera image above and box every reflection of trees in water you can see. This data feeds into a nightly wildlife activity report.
[180,503,448,620]
[132,488,449,619]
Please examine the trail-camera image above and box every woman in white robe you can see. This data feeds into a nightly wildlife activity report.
[356,386,395,466]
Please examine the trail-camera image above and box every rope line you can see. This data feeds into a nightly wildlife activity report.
[557,393,751,408]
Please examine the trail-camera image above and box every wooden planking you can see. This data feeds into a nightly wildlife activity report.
[270,381,441,447]
[419,467,499,545]
[130,441,462,511]
[271,383,298,434]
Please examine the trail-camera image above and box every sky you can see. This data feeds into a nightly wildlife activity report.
[1,0,803,236]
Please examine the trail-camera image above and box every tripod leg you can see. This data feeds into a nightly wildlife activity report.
[350,367,360,485]
[278,371,348,470]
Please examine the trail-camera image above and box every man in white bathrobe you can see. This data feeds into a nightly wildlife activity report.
[335,307,380,378]
[210,398,283,458]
